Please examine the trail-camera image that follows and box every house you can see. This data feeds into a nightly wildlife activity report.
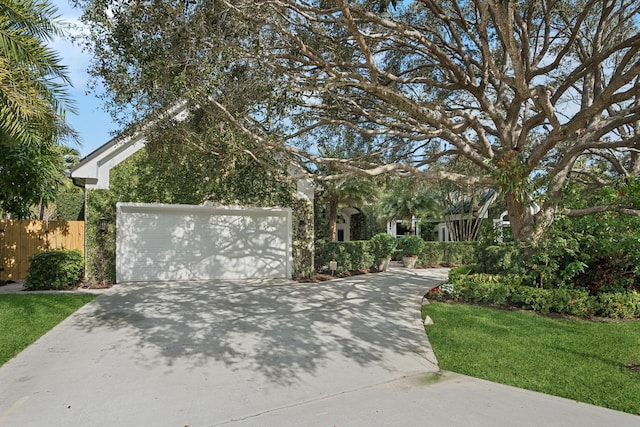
[387,189,497,241]
[387,218,421,239]
[70,105,315,283]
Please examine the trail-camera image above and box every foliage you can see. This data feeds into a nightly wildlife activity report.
[113,114,299,207]
[291,198,315,278]
[25,249,83,290]
[54,182,84,220]
[85,187,116,283]
[423,303,640,415]
[369,232,397,259]
[317,175,378,242]
[315,145,382,242]
[474,238,526,276]
[433,272,640,319]
[420,242,476,266]
[315,240,374,273]
[473,179,640,293]
[379,178,439,232]
[0,143,75,218]
[0,294,96,366]
[397,235,425,257]
[76,0,640,246]
[0,0,75,148]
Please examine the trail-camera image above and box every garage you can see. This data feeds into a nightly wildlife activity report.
[116,203,292,282]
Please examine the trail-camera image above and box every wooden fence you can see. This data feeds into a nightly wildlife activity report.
[0,220,84,281]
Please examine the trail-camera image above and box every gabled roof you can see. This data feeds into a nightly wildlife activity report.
[69,102,315,200]
[70,102,189,190]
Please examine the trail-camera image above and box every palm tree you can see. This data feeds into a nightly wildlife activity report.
[0,0,75,147]
[318,175,378,241]
[379,178,440,235]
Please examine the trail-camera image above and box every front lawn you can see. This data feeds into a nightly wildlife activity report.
[0,294,96,367]
[423,302,640,415]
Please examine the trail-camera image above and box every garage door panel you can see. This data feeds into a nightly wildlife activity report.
[116,203,292,282]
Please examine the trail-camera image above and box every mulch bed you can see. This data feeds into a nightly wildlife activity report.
[295,269,374,283]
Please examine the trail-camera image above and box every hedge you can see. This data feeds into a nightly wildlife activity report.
[315,240,478,273]
[427,268,640,319]
[315,241,374,273]
[419,241,477,266]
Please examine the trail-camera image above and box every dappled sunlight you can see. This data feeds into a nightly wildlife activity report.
[72,269,448,386]
[116,204,292,282]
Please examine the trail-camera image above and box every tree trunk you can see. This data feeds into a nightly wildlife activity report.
[504,193,539,244]
[328,200,338,242]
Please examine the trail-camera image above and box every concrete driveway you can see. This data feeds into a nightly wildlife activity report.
[0,267,637,426]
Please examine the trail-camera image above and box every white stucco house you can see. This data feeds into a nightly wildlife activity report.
[70,104,315,283]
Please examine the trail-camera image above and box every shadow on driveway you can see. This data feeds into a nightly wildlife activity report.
[73,268,448,385]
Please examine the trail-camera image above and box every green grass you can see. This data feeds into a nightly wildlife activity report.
[0,294,96,367]
[423,302,640,415]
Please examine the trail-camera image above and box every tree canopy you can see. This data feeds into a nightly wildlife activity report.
[0,0,77,218]
[0,0,75,147]
[76,0,640,243]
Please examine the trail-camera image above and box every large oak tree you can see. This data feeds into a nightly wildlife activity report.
[77,0,640,243]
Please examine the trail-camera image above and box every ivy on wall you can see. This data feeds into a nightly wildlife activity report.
[85,119,314,282]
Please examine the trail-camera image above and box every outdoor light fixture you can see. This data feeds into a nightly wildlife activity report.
[98,217,108,233]
[298,219,306,234]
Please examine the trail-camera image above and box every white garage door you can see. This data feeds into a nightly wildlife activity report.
[116,203,292,282]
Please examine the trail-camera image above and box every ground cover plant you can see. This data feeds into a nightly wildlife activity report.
[0,294,96,366]
[423,302,640,415]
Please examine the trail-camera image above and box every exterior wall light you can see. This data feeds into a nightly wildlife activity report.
[98,217,108,233]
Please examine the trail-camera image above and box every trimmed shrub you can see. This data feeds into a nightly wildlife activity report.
[369,233,397,259]
[26,249,84,290]
[398,235,425,256]
[315,241,374,273]
[421,243,444,265]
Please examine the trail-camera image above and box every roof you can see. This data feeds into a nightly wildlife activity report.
[70,102,189,190]
[68,102,315,200]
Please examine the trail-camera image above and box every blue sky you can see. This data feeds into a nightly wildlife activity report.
[51,0,117,158]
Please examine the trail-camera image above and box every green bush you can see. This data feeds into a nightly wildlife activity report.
[398,235,425,256]
[314,241,374,273]
[421,241,478,266]
[420,242,444,265]
[595,292,640,318]
[448,265,472,282]
[26,250,84,290]
[475,238,526,275]
[454,273,519,305]
[369,233,397,259]
[549,288,595,317]
[440,271,640,319]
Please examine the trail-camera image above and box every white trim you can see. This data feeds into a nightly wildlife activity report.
[71,102,190,189]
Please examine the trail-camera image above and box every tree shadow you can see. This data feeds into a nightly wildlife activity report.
[72,269,448,386]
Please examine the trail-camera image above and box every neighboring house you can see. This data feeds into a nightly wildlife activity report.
[387,218,421,239]
[388,189,497,241]
[70,105,315,283]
